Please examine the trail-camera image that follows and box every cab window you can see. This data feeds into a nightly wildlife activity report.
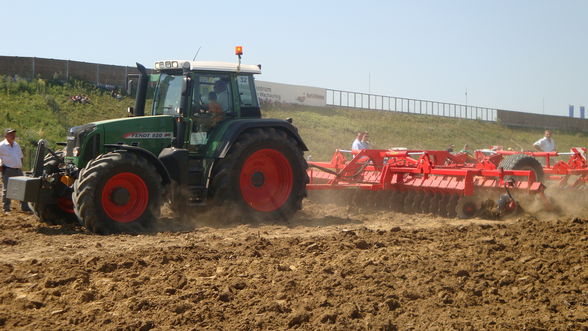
[195,74,232,114]
[237,75,258,107]
[153,73,184,115]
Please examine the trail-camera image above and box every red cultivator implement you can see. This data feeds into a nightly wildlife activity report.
[474,147,588,211]
[480,147,588,189]
[307,149,547,218]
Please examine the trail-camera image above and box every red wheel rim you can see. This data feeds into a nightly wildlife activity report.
[101,172,149,223]
[57,197,75,214]
[240,149,293,212]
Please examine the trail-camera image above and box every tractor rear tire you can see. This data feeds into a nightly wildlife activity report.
[209,128,308,222]
[73,152,163,234]
[498,154,544,183]
[31,151,78,225]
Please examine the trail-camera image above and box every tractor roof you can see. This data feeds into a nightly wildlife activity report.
[154,60,261,74]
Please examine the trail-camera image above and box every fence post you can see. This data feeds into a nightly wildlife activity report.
[124,66,128,88]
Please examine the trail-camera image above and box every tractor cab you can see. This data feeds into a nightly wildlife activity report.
[150,59,262,150]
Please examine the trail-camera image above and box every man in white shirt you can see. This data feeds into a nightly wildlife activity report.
[533,130,556,152]
[0,128,31,212]
[352,131,368,150]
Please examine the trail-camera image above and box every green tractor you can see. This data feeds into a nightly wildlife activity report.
[7,49,309,234]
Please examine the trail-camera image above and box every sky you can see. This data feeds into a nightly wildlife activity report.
[3,0,587,116]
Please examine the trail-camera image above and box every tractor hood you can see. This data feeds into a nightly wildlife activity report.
[67,115,175,168]
[96,115,175,152]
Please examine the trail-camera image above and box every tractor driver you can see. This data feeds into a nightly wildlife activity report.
[213,79,230,112]
[207,91,224,125]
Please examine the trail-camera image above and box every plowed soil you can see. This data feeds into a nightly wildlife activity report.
[0,200,587,330]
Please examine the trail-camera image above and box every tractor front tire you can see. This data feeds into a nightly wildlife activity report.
[32,151,78,225]
[210,128,308,222]
[73,152,163,234]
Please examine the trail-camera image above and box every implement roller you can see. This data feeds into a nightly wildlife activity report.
[475,147,588,209]
[307,149,546,218]
[477,147,588,189]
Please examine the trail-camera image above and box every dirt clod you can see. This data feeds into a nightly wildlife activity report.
[288,311,310,327]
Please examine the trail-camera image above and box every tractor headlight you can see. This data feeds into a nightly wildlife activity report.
[66,124,96,158]
[155,61,179,69]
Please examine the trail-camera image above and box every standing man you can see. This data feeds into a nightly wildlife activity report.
[533,130,556,152]
[361,132,372,149]
[0,128,31,212]
[352,131,368,150]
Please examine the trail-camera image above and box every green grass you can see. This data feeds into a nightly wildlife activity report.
[0,76,586,167]
[0,76,132,165]
[262,103,588,160]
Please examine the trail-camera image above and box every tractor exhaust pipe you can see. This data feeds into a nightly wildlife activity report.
[133,62,148,117]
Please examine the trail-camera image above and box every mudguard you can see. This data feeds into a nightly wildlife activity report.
[214,119,308,159]
[104,144,172,185]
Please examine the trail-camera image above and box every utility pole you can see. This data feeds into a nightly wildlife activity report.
[368,73,371,109]
[465,88,468,118]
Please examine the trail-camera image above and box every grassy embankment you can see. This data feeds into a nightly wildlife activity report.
[263,104,588,160]
[0,76,586,166]
[0,76,132,165]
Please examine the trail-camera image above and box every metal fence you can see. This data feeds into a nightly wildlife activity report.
[326,89,497,122]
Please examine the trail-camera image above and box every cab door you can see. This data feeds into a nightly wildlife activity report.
[188,73,233,149]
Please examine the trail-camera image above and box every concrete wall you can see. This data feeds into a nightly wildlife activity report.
[0,56,142,90]
[497,109,588,132]
[0,56,33,78]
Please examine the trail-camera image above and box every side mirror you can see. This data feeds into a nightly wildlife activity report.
[179,76,192,116]
[181,76,189,96]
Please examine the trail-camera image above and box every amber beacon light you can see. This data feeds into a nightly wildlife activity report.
[235,46,243,56]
